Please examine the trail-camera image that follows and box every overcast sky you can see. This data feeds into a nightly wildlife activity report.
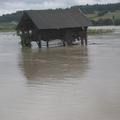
[0,0,120,15]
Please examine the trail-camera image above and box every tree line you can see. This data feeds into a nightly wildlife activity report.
[71,3,120,14]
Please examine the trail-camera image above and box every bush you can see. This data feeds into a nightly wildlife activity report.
[114,19,120,25]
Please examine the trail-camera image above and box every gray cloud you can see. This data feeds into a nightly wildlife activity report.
[0,0,120,15]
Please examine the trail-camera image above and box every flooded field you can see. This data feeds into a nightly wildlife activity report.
[0,26,120,120]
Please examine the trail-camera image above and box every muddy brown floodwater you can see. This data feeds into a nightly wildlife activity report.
[0,26,120,120]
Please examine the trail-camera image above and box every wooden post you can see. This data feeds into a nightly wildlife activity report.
[62,40,66,46]
[38,41,41,48]
[79,28,84,46]
[84,27,88,46]
[38,34,42,48]
[81,36,84,45]
[85,36,87,45]
[64,30,74,46]
[46,40,49,48]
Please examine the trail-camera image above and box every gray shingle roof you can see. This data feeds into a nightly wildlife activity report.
[24,9,92,30]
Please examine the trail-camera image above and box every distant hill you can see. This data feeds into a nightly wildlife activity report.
[0,11,23,23]
[0,3,120,26]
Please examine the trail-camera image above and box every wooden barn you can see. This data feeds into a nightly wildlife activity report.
[16,9,92,48]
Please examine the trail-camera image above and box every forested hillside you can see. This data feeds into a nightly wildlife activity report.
[0,11,22,23]
[0,3,120,28]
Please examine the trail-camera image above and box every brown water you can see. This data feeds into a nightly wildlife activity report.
[0,27,120,120]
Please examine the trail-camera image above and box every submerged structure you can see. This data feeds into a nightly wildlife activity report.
[16,9,92,48]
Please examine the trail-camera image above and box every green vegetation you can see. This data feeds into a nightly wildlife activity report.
[0,22,16,32]
[88,29,114,35]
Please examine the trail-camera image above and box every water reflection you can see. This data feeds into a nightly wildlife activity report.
[19,46,89,84]
[1,29,120,120]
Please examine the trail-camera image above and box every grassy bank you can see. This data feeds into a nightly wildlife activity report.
[88,28,114,35]
[0,22,16,32]
[87,10,120,26]
[87,10,120,21]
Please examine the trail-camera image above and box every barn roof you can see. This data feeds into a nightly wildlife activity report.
[18,9,92,30]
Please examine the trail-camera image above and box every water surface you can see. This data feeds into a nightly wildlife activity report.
[0,27,120,120]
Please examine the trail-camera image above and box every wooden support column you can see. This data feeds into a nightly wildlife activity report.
[38,40,41,48]
[46,40,49,48]
[84,27,88,46]
[79,27,84,46]
[38,34,42,48]
[81,36,84,45]
[64,30,74,46]
[62,40,66,46]
[85,36,87,45]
